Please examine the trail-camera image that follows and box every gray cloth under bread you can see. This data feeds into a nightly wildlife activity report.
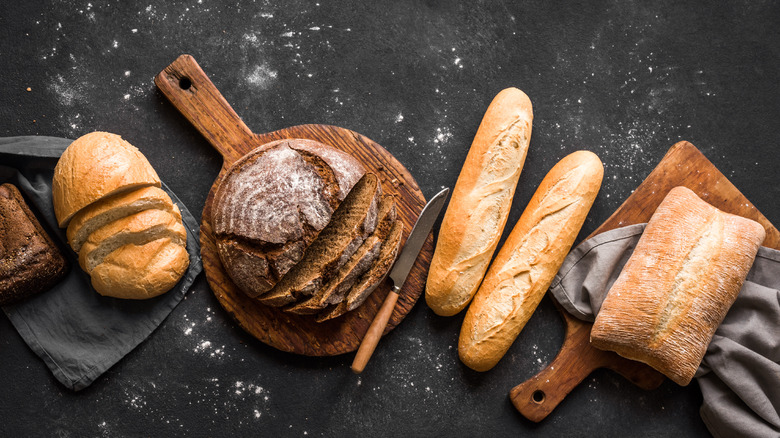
[550,224,780,438]
[0,136,202,391]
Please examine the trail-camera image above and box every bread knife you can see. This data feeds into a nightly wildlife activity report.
[351,187,450,373]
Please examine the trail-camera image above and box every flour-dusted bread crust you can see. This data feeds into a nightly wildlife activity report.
[0,184,68,305]
[90,237,189,299]
[426,88,533,316]
[590,186,765,385]
[52,132,161,227]
[67,186,177,253]
[212,139,365,298]
[459,151,603,372]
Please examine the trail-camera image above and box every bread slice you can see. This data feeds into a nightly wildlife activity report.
[317,219,404,322]
[590,187,765,386]
[90,237,189,299]
[258,173,380,307]
[285,195,397,315]
[212,139,366,298]
[78,206,186,273]
[66,186,178,253]
[52,132,161,227]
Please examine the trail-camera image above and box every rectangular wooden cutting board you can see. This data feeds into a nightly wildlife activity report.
[511,140,780,421]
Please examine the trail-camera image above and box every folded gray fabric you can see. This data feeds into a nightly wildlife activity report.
[0,136,203,391]
[550,224,780,438]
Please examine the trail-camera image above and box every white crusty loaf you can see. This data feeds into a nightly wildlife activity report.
[590,186,765,386]
[459,151,603,371]
[52,132,161,227]
[90,237,189,299]
[426,88,533,316]
[78,206,185,273]
[67,186,178,253]
[52,132,189,299]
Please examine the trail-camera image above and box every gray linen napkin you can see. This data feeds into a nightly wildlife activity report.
[0,136,203,391]
[550,224,780,438]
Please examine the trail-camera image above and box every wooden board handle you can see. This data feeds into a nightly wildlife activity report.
[351,290,399,373]
[155,54,253,164]
[510,303,665,422]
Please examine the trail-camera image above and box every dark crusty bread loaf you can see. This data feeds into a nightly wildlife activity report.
[590,186,765,386]
[0,183,68,305]
[285,195,397,315]
[212,139,365,298]
[317,219,404,322]
[258,173,380,307]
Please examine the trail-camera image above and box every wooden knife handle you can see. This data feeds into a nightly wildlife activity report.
[351,290,399,373]
[154,54,252,164]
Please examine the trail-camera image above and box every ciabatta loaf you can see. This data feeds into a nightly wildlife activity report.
[459,151,603,371]
[590,186,765,385]
[426,88,533,316]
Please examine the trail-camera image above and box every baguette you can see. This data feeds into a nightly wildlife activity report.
[590,186,765,385]
[426,88,533,316]
[459,150,603,371]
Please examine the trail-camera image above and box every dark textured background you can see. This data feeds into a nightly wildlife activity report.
[2,1,779,436]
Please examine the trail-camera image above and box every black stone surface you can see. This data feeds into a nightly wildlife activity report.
[1,1,778,436]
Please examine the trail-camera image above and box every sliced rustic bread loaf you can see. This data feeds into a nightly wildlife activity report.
[285,195,397,315]
[90,237,189,299]
[78,206,185,273]
[67,186,178,253]
[258,173,380,307]
[317,219,403,322]
[212,139,365,298]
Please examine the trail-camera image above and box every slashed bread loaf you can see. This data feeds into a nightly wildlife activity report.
[211,139,365,298]
[426,88,533,316]
[52,132,161,227]
[53,132,189,299]
[590,186,765,385]
[459,151,603,371]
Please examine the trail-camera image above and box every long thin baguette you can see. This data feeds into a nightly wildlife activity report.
[425,88,533,316]
[459,150,603,371]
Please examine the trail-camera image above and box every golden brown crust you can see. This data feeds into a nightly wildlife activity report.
[459,151,603,372]
[52,132,161,227]
[590,186,765,385]
[66,186,176,253]
[78,207,185,273]
[426,88,533,316]
[90,237,189,299]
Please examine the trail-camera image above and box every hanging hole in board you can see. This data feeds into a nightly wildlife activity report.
[532,390,545,404]
[179,77,192,90]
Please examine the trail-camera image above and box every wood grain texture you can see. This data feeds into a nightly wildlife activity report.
[510,141,780,421]
[155,55,430,356]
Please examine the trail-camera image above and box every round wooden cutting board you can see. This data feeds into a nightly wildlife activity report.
[155,55,430,356]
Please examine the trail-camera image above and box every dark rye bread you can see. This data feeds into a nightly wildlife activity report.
[258,173,381,307]
[0,184,68,305]
[285,195,397,315]
[317,219,404,322]
[212,139,365,298]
